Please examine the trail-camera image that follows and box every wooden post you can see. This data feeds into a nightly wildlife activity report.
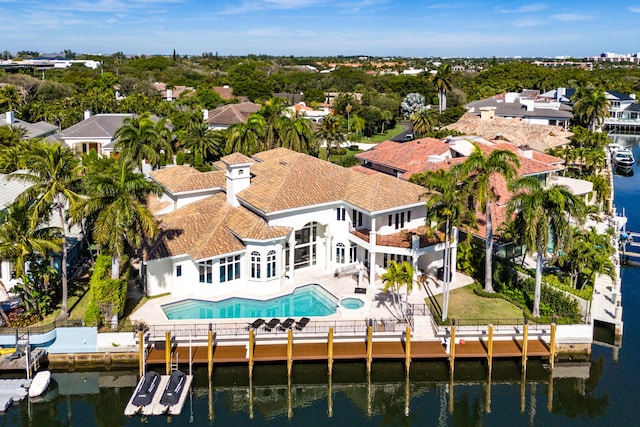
[248,328,255,380]
[208,326,214,378]
[521,321,529,374]
[547,370,554,412]
[520,371,526,414]
[138,330,145,378]
[549,323,556,370]
[328,374,333,418]
[449,324,456,375]
[404,326,411,376]
[327,328,334,376]
[165,331,171,375]
[366,325,373,375]
[486,369,492,414]
[287,328,293,378]
[487,324,494,375]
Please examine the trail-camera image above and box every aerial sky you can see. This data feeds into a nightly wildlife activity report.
[1,0,640,58]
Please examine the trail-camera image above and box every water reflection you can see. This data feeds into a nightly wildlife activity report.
[3,359,610,427]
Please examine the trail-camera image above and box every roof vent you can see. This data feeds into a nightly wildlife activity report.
[279,160,287,165]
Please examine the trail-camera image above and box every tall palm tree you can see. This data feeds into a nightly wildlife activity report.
[410,168,476,320]
[316,115,346,160]
[11,142,80,318]
[72,157,161,279]
[114,113,161,171]
[573,86,610,132]
[430,64,453,114]
[381,260,411,321]
[258,97,287,149]
[278,114,316,155]
[0,84,23,112]
[179,119,222,165]
[411,109,436,136]
[506,177,585,317]
[226,113,267,155]
[0,198,61,278]
[380,110,393,134]
[460,144,520,293]
[152,117,174,169]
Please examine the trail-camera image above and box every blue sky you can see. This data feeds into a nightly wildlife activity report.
[1,0,640,57]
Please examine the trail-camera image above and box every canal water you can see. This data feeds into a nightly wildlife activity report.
[3,135,640,426]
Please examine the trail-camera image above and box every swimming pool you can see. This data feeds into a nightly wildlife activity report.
[162,284,340,320]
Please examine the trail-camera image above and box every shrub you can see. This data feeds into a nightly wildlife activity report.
[86,255,129,327]
[176,151,186,165]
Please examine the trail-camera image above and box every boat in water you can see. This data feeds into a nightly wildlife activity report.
[28,370,50,398]
[613,148,635,170]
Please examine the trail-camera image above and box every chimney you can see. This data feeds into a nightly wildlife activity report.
[5,111,14,125]
[202,109,209,121]
[84,110,92,120]
[558,87,566,98]
[480,107,496,120]
[223,155,254,207]
[630,93,637,100]
[166,88,173,101]
[520,146,534,159]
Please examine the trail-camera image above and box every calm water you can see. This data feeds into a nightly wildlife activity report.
[3,136,640,426]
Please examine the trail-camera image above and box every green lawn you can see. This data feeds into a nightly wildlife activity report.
[431,285,524,322]
[363,123,408,143]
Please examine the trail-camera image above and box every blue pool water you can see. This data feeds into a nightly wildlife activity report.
[341,297,365,309]
[162,284,339,320]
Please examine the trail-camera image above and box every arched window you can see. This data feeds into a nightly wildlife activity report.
[336,243,346,264]
[267,250,277,278]
[250,251,261,279]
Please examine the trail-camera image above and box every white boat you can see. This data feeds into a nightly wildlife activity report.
[613,148,635,169]
[28,371,51,398]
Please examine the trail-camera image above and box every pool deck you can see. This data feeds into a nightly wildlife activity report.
[130,267,474,330]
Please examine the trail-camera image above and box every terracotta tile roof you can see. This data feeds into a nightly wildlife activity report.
[350,165,380,176]
[474,141,562,177]
[213,86,234,100]
[221,152,253,165]
[146,193,172,215]
[145,193,291,261]
[245,148,425,213]
[356,138,451,171]
[444,113,572,152]
[149,165,226,194]
[204,103,261,126]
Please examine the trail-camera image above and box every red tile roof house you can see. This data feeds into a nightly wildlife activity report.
[142,148,458,299]
[203,102,261,131]
[354,136,583,252]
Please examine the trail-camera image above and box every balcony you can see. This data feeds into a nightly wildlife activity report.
[350,226,445,249]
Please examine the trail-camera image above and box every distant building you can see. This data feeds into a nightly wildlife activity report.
[203,102,261,130]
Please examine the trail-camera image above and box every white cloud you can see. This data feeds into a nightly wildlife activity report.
[498,3,548,14]
[630,6,640,13]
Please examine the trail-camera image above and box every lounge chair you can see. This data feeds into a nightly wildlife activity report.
[246,318,266,330]
[263,318,281,332]
[278,318,295,331]
[354,287,367,294]
[295,317,310,331]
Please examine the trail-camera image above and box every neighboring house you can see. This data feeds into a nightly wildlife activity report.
[465,90,573,128]
[203,102,261,131]
[51,111,164,158]
[355,135,567,244]
[444,112,572,152]
[153,82,193,101]
[273,92,304,105]
[143,148,454,297]
[541,87,640,130]
[213,85,249,102]
[0,111,57,139]
[286,102,331,123]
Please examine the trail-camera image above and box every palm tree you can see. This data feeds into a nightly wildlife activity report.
[586,174,611,211]
[0,84,23,112]
[573,86,610,132]
[258,97,287,149]
[460,144,520,293]
[72,157,161,279]
[559,227,615,290]
[410,168,476,320]
[430,64,453,114]
[114,113,161,171]
[411,109,436,136]
[11,142,80,318]
[278,114,316,155]
[151,118,174,169]
[0,198,61,278]
[506,177,586,317]
[316,115,346,160]
[226,113,267,155]
[381,260,409,320]
[179,119,222,165]
[380,110,393,134]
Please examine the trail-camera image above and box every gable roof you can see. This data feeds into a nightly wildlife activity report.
[145,193,291,262]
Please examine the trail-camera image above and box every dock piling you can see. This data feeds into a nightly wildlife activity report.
[549,323,556,370]
[405,326,411,376]
[366,325,373,375]
[208,324,213,378]
[165,331,171,375]
[248,329,255,380]
[449,322,456,375]
[287,328,293,378]
[138,330,145,378]
[487,324,494,375]
[327,328,334,376]
[521,319,529,374]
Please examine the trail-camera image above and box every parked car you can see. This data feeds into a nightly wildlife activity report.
[403,133,414,142]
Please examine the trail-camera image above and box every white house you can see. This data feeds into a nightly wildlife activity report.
[143,148,456,298]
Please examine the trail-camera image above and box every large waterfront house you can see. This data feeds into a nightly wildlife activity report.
[465,90,573,128]
[541,87,640,131]
[142,148,454,298]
